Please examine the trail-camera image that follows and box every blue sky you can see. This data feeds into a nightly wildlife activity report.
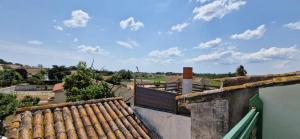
[0,0,300,74]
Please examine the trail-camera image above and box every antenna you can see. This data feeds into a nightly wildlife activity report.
[136,66,144,86]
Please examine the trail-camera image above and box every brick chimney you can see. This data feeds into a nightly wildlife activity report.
[182,67,192,94]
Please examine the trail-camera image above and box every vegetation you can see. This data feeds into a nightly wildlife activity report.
[194,72,236,79]
[18,96,40,107]
[106,69,133,85]
[0,59,13,65]
[15,68,28,80]
[236,65,247,76]
[0,69,23,87]
[47,65,71,81]
[27,69,46,85]
[64,61,113,102]
[0,93,19,135]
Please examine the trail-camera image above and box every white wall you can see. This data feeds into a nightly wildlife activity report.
[134,106,191,139]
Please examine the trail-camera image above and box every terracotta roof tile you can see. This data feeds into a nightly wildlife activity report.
[6,97,152,139]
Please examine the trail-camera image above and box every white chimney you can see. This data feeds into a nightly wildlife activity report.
[182,67,192,94]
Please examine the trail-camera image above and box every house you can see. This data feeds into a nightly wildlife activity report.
[5,97,153,139]
[52,83,66,103]
[133,67,300,139]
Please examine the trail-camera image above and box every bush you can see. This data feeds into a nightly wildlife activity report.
[64,61,113,102]
[66,83,113,102]
[19,96,40,107]
[0,93,19,135]
[0,69,23,87]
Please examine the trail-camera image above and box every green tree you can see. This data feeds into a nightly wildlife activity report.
[236,65,247,76]
[0,69,23,87]
[19,96,40,107]
[105,73,122,85]
[118,69,132,80]
[0,93,19,135]
[15,68,28,80]
[48,65,71,81]
[64,61,113,102]
[27,69,46,85]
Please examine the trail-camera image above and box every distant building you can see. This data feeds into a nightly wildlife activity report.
[52,82,66,103]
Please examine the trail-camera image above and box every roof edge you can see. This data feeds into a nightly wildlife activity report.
[16,97,123,113]
[176,75,300,100]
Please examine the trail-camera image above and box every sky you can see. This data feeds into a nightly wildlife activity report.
[0,0,300,75]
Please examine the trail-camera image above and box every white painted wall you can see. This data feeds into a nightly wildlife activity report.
[134,106,191,139]
[182,79,192,94]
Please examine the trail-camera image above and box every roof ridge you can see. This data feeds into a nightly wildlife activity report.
[176,75,300,100]
[16,97,123,113]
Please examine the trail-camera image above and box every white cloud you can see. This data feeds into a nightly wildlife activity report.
[78,45,109,55]
[120,17,144,31]
[73,38,78,42]
[193,0,246,21]
[231,24,266,40]
[187,46,299,63]
[116,40,139,49]
[284,21,300,30]
[171,23,189,32]
[27,40,43,45]
[54,25,63,31]
[148,47,183,58]
[194,38,222,49]
[63,10,91,28]
[147,47,183,64]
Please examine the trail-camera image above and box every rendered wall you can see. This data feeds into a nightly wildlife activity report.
[260,84,300,139]
[134,106,191,139]
[188,88,258,139]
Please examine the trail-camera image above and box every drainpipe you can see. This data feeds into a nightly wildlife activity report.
[182,67,192,94]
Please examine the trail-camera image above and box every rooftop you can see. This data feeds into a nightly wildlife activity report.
[6,97,152,139]
[176,72,300,100]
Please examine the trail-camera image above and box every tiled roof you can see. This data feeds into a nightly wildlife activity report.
[6,97,151,139]
[52,82,64,92]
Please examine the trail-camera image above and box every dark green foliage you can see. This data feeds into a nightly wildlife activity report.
[193,72,236,79]
[48,65,71,81]
[0,69,23,87]
[105,73,122,85]
[64,61,113,102]
[0,93,19,135]
[236,65,247,76]
[0,94,18,120]
[27,70,46,85]
[66,83,113,102]
[0,59,13,65]
[19,96,40,107]
[105,69,132,85]
[118,69,132,80]
[15,68,28,80]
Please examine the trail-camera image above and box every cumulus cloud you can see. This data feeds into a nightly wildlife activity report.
[186,46,299,63]
[284,21,300,30]
[171,23,189,32]
[116,40,139,49]
[27,40,43,45]
[63,10,91,28]
[147,47,183,64]
[148,47,183,58]
[54,25,63,31]
[78,45,109,55]
[231,24,266,40]
[193,0,246,21]
[120,17,144,31]
[194,38,222,49]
